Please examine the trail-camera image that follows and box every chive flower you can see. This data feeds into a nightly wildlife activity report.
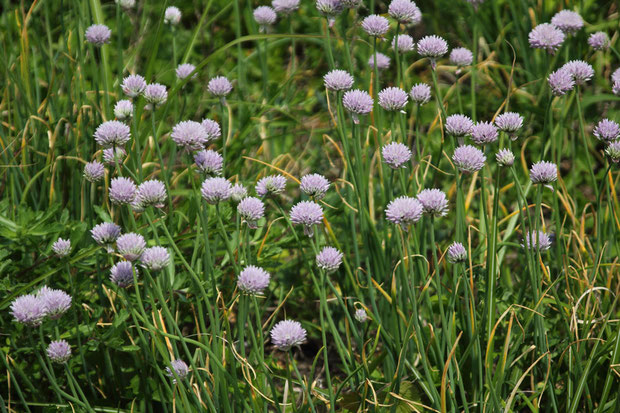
[593,119,620,142]
[495,112,523,138]
[37,286,72,320]
[207,76,233,101]
[528,23,565,54]
[378,87,408,111]
[361,15,389,37]
[141,246,170,271]
[449,47,473,67]
[388,0,421,24]
[10,294,46,326]
[605,141,620,163]
[324,69,354,91]
[91,222,122,251]
[471,121,499,145]
[238,196,265,229]
[94,120,131,148]
[84,161,105,182]
[300,173,330,200]
[551,10,583,35]
[272,0,300,15]
[446,114,474,137]
[237,265,271,294]
[116,233,146,261]
[446,242,467,263]
[316,246,343,273]
[385,196,423,229]
[165,360,189,383]
[254,6,277,30]
[270,320,307,350]
[343,89,373,123]
[368,52,391,70]
[522,230,552,251]
[548,68,574,96]
[194,150,223,176]
[453,145,486,172]
[114,99,133,120]
[392,34,415,53]
[409,83,431,105]
[176,63,197,80]
[417,188,448,217]
[47,340,72,363]
[164,6,182,25]
[496,148,515,167]
[143,83,168,106]
[529,161,557,184]
[109,177,137,205]
[201,177,232,204]
[52,238,71,258]
[562,60,594,85]
[171,120,208,152]
[382,142,411,169]
[85,24,111,46]
[110,261,138,287]
[122,74,147,98]
[230,183,248,202]
[588,32,609,51]
[290,201,324,236]
[133,180,167,211]
[201,118,222,141]
[103,147,126,166]
[256,175,286,197]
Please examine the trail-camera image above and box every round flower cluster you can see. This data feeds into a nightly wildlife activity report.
[201,177,232,204]
[84,161,105,182]
[453,145,486,173]
[392,34,415,53]
[171,120,208,152]
[410,83,431,105]
[270,320,307,350]
[141,246,170,271]
[446,242,467,263]
[449,47,473,67]
[471,121,499,145]
[194,150,223,175]
[110,261,138,287]
[290,201,324,237]
[165,360,189,383]
[495,112,523,137]
[238,196,265,229]
[385,196,423,229]
[91,222,122,251]
[378,87,408,111]
[550,10,583,35]
[94,120,131,148]
[548,68,575,96]
[343,90,374,123]
[496,149,515,167]
[388,0,421,24]
[300,174,330,200]
[561,60,594,85]
[361,15,389,37]
[593,119,620,142]
[109,177,137,205]
[256,175,286,197]
[446,114,474,137]
[47,340,72,363]
[528,23,565,54]
[176,63,197,80]
[52,237,71,258]
[523,230,552,251]
[133,180,167,211]
[324,70,354,91]
[116,233,146,261]
[588,32,609,51]
[85,24,111,46]
[316,246,343,273]
[368,53,391,70]
[237,266,271,294]
[382,142,411,169]
[417,188,449,217]
[272,0,300,15]
[529,161,557,184]
[254,6,277,30]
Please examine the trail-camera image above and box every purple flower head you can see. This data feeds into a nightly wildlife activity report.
[522,230,552,251]
[446,114,474,137]
[201,118,222,141]
[272,0,300,15]
[37,286,71,320]
[201,177,232,204]
[256,175,286,197]
[143,83,168,106]
[471,121,499,145]
[614,81,620,96]
[361,15,389,37]
[343,89,374,123]
[378,87,408,111]
[589,32,609,51]
[271,320,307,350]
[605,141,620,163]
[47,340,71,363]
[254,6,277,29]
[385,196,423,229]
[300,174,330,200]
[207,76,233,99]
[316,246,343,273]
[290,201,324,236]
[354,308,368,322]
[237,265,270,294]
[613,68,620,84]
[368,52,391,70]
[164,6,182,25]
[388,0,421,24]
[91,222,121,251]
[141,246,170,271]
[94,120,131,148]
[133,180,167,211]
[84,161,105,182]
[392,34,415,53]
[165,360,189,383]
[453,145,486,173]
[450,47,473,67]
[195,150,223,176]
[116,0,136,9]
[496,148,515,166]
[171,120,208,152]
[103,147,126,166]
[529,23,565,54]
[495,112,523,137]
[447,242,467,263]
[417,188,448,217]
[176,63,197,80]
[409,83,431,105]
[417,35,448,68]
[116,233,146,261]
[114,99,133,120]
[594,119,620,142]
[562,60,594,85]
[231,183,248,202]
[110,261,137,287]
[382,142,411,169]
[551,10,583,35]
[529,161,557,184]
[10,294,46,326]
[122,74,147,98]
[548,68,574,96]
[316,0,344,24]
[238,196,265,228]
[52,238,71,258]
[109,177,137,205]
[85,24,111,46]
[324,69,354,91]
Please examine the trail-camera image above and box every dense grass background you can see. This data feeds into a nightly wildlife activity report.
[1,0,620,411]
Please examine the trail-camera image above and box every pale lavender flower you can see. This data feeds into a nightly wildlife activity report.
[85,24,111,46]
[201,177,232,204]
[256,175,287,197]
[143,83,168,106]
[37,286,71,320]
[562,60,594,85]
[495,112,523,137]
[237,265,271,294]
[94,120,131,148]
[165,360,189,383]
[122,74,147,98]
[171,120,208,152]
[446,242,467,263]
[300,174,330,200]
[417,188,448,217]
[116,233,146,261]
[109,177,137,205]
[446,114,474,137]
[84,161,105,182]
[613,68,620,84]
[588,32,609,51]
[605,141,620,163]
[324,69,354,91]
[207,76,233,100]
[254,6,277,29]
[388,0,421,24]
[271,320,307,350]
[382,142,411,169]
[593,119,620,142]
[450,47,473,67]
[385,196,423,229]
[354,308,368,323]
[91,222,121,251]
[164,6,182,25]
[52,238,71,258]
[392,34,415,53]
[141,246,170,271]
[103,147,126,166]
[231,183,248,202]
[194,150,223,175]
[453,145,486,172]
[47,340,71,363]
[238,196,265,228]
[316,246,343,273]
[343,89,374,123]
[201,118,222,140]
[176,63,196,80]
[528,23,565,54]
[316,0,343,25]
[529,161,557,184]
[417,35,448,69]
[272,0,300,15]
[290,201,323,236]
[133,180,167,211]
[114,100,133,120]
[361,15,389,37]
[10,295,45,326]
[548,68,574,96]
[551,10,583,35]
[368,52,391,70]
[471,121,499,145]
[523,230,552,251]
[409,83,431,105]
[496,148,515,166]
[614,81,620,96]
[378,87,408,111]
[110,261,137,287]
[116,0,136,9]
